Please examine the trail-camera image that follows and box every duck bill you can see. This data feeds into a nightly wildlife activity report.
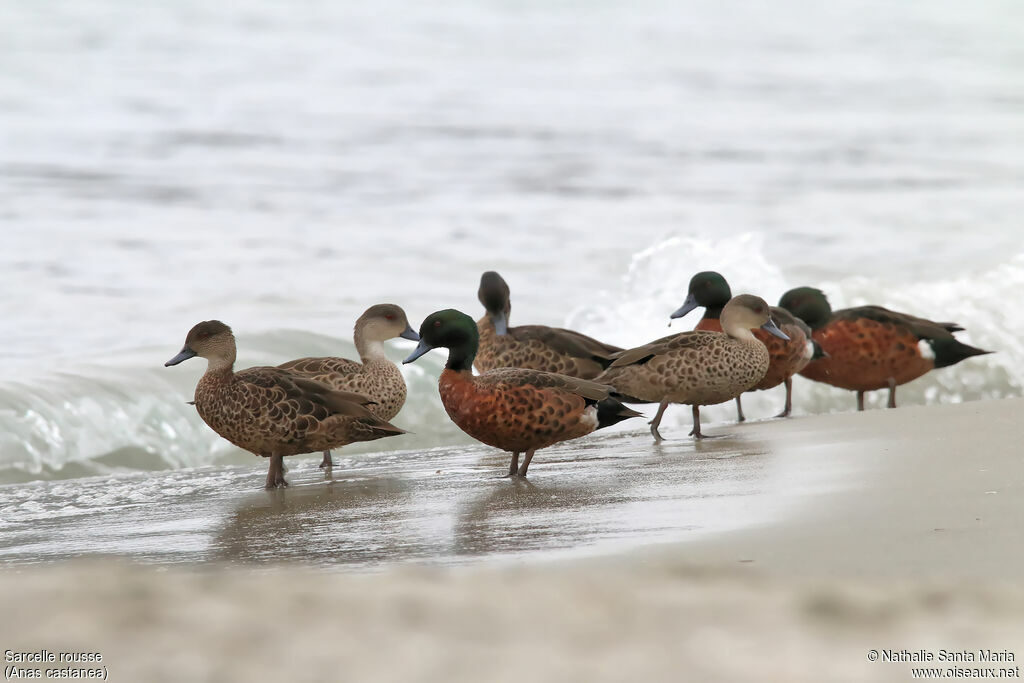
[761,319,790,341]
[165,346,197,367]
[403,339,435,364]
[490,310,508,336]
[669,293,699,320]
[399,325,420,342]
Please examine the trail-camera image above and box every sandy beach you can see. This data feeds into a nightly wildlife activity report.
[3,398,1023,682]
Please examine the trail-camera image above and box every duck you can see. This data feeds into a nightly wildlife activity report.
[277,303,419,469]
[403,309,641,477]
[669,271,824,420]
[165,320,405,489]
[474,271,623,379]
[778,287,992,411]
[596,295,789,441]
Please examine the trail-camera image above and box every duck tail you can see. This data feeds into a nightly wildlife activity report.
[595,396,644,430]
[928,338,993,369]
[361,418,408,439]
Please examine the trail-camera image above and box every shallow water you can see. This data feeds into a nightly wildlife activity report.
[0,429,834,568]
[1,0,1023,484]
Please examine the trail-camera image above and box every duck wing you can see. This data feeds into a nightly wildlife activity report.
[237,367,389,422]
[608,331,719,368]
[278,356,363,378]
[476,367,614,403]
[508,325,624,365]
[834,306,960,341]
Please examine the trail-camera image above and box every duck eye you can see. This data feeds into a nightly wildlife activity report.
[385,314,395,320]
[434,321,441,328]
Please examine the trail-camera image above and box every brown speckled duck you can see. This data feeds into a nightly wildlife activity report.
[670,271,824,419]
[597,295,789,441]
[475,271,623,378]
[403,309,641,477]
[165,320,405,489]
[778,287,992,411]
[277,304,419,469]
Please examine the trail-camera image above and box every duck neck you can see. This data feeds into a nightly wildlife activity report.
[445,342,477,373]
[354,327,388,364]
[721,324,758,343]
[702,305,724,321]
[204,355,235,377]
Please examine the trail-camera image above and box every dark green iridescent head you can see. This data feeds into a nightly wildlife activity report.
[778,287,832,330]
[402,309,480,372]
[670,271,733,320]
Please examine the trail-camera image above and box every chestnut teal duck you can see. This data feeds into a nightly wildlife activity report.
[165,320,405,489]
[404,309,641,477]
[278,304,419,469]
[778,287,991,411]
[597,295,789,441]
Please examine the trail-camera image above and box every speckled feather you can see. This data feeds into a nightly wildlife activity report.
[277,356,407,421]
[599,331,769,406]
[695,307,812,392]
[474,317,624,378]
[193,366,404,458]
[799,317,933,391]
[438,368,605,453]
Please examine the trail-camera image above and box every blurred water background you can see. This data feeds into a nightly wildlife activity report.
[1,0,1022,483]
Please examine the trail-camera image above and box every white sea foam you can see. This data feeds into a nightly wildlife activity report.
[567,234,1022,432]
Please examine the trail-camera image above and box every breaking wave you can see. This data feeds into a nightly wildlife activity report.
[1,234,1020,484]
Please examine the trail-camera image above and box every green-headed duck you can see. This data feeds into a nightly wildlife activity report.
[403,309,641,477]
[778,287,992,410]
[671,271,824,419]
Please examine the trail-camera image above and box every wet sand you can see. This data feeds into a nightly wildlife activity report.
[2,399,1023,682]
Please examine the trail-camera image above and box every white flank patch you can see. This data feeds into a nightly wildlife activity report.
[581,405,600,430]
[804,341,815,360]
[918,340,936,361]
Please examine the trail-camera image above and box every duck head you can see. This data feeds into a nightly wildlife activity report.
[165,320,236,370]
[356,303,420,343]
[778,287,832,330]
[670,271,733,321]
[403,309,480,372]
[720,295,790,341]
[478,271,511,335]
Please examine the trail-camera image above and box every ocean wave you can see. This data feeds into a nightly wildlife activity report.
[0,333,465,485]
[567,232,1022,431]
[2,234,1020,484]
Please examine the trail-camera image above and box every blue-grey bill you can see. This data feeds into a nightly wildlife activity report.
[492,310,508,336]
[399,325,421,342]
[403,339,434,364]
[165,346,197,367]
[761,319,790,340]
[669,293,699,320]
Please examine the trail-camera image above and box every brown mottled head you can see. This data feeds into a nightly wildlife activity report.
[477,271,511,335]
[165,320,236,368]
[720,295,790,341]
[356,304,419,343]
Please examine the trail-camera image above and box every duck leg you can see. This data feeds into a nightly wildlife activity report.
[265,453,289,489]
[516,450,536,477]
[887,378,897,408]
[688,405,705,439]
[775,378,793,418]
[856,391,865,412]
[507,452,520,476]
[319,450,334,469]
[649,400,670,443]
[734,396,746,423]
